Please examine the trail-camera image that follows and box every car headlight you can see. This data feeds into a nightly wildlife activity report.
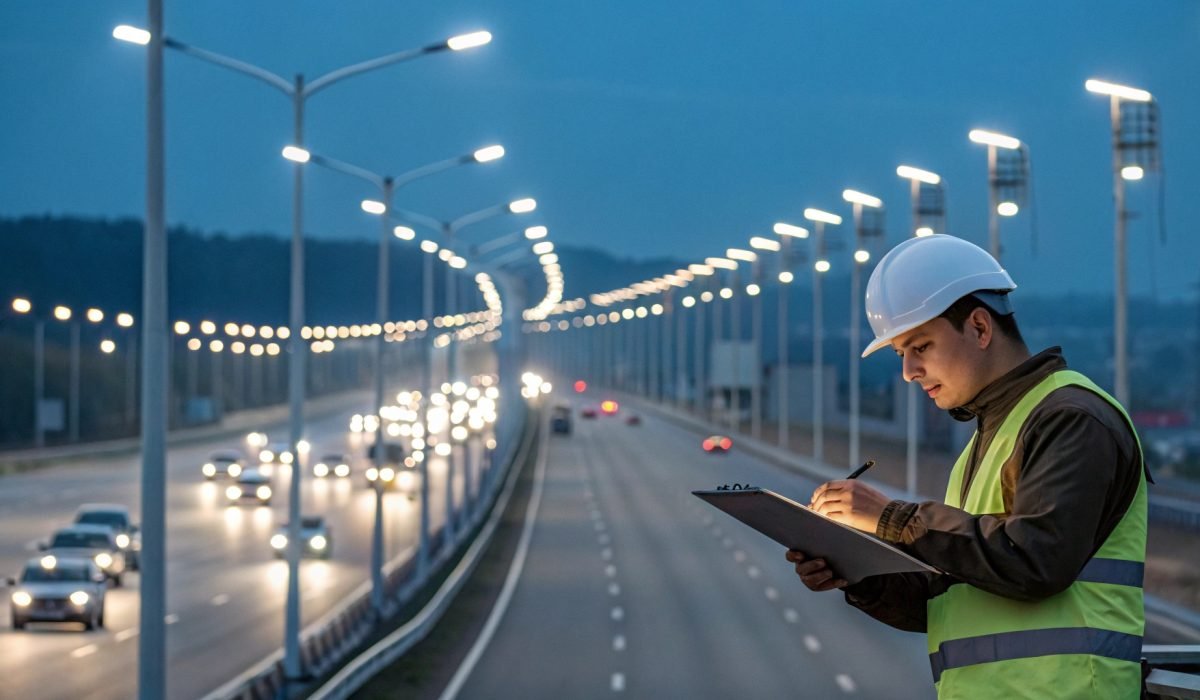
[281,452,294,465]
[380,467,396,482]
[226,485,243,500]
[313,463,329,477]
[256,485,272,500]
[11,591,32,607]
[202,463,216,477]
[309,535,327,551]
[270,534,287,550]
[228,464,243,477]
[259,450,274,463]
[365,467,379,482]
[94,552,113,568]
[116,533,131,549]
[69,591,89,606]
[334,464,350,477]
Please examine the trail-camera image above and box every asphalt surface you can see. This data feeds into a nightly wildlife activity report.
[458,399,935,699]
[0,400,486,700]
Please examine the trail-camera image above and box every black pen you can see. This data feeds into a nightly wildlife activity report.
[847,459,876,480]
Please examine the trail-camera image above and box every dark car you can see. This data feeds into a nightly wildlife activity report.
[625,414,641,426]
[551,405,572,435]
[702,435,733,453]
[581,407,598,419]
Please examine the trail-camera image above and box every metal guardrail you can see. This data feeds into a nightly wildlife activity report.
[200,403,533,700]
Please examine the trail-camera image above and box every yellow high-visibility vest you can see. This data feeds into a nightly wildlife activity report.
[928,370,1147,699]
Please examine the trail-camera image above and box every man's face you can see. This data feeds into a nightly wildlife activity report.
[890,315,989,410]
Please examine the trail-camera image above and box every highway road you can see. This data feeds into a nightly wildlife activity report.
[0,394,486,700]
[459,399,935,699]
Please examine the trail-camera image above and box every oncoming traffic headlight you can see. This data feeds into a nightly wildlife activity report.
[309,535,328,551]
[314,462,329,477]
[228,464,243,477]
[256,485,272,500]
[202,463,216,477]
[115,533,131,549]
[69,591,90,606]
[12,591,32,607]
[270,534,287,550]
[365,467,379,482]
[380,467,396,482]
[94,552,113,569]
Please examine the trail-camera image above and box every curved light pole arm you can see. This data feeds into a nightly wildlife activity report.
[392,154,477,189]
[304,43,448,98]
[307,153,386,189]
[388,207,448,235]
[473,230,524,257]
[163,38,294,94]
[449,203,510,235]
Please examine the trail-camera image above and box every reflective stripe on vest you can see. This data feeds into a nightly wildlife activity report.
[927,370,1147,698]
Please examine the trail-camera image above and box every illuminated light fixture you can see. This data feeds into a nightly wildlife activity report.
[187,338,202,351]
[778,271,794,284]
[915,226,935,237]
[842,189,883,208]
[1121,165,1145,181]
[117,312,134,328]
[394,226,415,240]
[281,145,311,163]
[773,222,809,238]
[54,305,72,321]
[532,241,554,255]
[815,260,832,273]
[997,201,1020,217]
[1085,79,1152,103]
[804,208,843,225]
[100,339,116,354]
[447,30,493,51]
[524,225,548,240]
[854,250,871,263]
[199,320,216,335]
[420,240,439,254]
[968,129,1021,150]
[682,296,696,308]
[719,288,733,299]
[438,249,454,262]
[242,324,256,337]
[539,253,558,265]
[450,256,468,269]
[705,257,737,271]
[83,308,103,323]
[112,24,151,45]
[361,199,387,215]
[210,339,225,352]
[896,165,941,185]
[726,248,757,262]
[473,144,505,162]
[508,198,537,214]
[701,291,714,303]
[11,297,32,314]
[746,284,761,296]
[688,264,714,276]
[749,236,781,252]
[173,320,189,334]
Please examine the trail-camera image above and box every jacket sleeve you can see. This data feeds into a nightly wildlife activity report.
[842,572,949,633]
[874,407,1132,602]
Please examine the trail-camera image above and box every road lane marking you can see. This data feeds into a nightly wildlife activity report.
[722,537,733,549]
[613,634,626,651]
[597,533,611,545]
[712,527,722,537]
[594,521,607,532]
[747,566,761,579]
[804,635,822,653]
[601,547,613,561]
[836,674,857,693]
[702,515,712,525]
[604,564,617,578]
[765,587,779,601]
[733,550,746,563]
[611,672,626,692]
[784,608,799,624]
[164,613,179,624]
[115,628,139,642]
[211,593,231,606]
[590,509,602,521]
[71,644,99,659]
[610,606,624,622]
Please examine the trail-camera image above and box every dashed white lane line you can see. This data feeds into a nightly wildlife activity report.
[164,613,179,625]
[721,537,733,549]
[702,515,713,525]
[211,593,230,606]
[590,509,603,521]
[594,521,607,532]
[764,587,779,601]
[613,634,626,652]
[712,527,723,538]
[804,635,822,653]
[733,550,746,563]
[601,548,613,561]
[784,608,800,624]
[608,582,621,596]
[747,566,761,579]
[835,674,857,693]
[610,606,624,622]
[115,628,139,642]
[611,672,626,692]
[597,533,611,546]
[71,644,99,659]
[604,564,617,578]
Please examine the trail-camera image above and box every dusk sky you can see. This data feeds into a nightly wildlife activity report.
[3,2,1198,301]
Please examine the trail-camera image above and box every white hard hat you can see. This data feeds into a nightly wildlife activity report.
[861,234,1016,358]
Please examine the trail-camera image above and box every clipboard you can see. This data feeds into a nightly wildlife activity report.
[693,486,939,585]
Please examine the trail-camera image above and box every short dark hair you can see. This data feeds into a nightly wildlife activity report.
[938,293,1025,346]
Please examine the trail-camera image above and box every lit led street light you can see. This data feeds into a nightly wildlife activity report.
[361,199,387,215]
[394,226,416,240]
[842,189,883,208]
[749,237,781,252]
[772,222,809,238]
[803,208,843,226]
[968,129,1021,150]
[1085,78,1152,102]
[525,226,548,240]
[447,30,493,51]
[508,197,537,214]
[112,25,151,44]
[895,165,941,185]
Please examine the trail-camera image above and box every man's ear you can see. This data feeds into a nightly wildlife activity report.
[969,307,993,349]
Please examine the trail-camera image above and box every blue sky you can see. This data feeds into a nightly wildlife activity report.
[2,1,1198,300]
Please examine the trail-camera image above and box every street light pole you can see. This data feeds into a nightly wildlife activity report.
[748,237,780,441]
[771,223,807,450]
[803,210,841,465]
[842,190,883,471]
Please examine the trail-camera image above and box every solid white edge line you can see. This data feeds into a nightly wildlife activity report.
[437,414,550,700]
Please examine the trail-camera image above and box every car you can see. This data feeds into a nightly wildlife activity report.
[600,400,619,416]
[41,525,127,586]
[313,453,351,479]
[256,442,294,476]
[225,468,273,506]
[73,504,141,571]
[551,405,572,435]
[270,516,333,559]
[8,556,107,631]
[580,406,598,419]
[702,435,733,453]
[625,414,642,426]
[201,450,245,480]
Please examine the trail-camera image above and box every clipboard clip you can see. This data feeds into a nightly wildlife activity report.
[716,483,756,491]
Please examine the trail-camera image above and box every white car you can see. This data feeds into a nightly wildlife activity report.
[9,556,107,630]
[270,516,333,559]
[42,524,127,586]
[202,450,245,480]
[73,504,141,571]
[313,453,351,479]
[225,468,273,506]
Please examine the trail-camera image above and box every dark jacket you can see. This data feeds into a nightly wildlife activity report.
[844,347,1146,633]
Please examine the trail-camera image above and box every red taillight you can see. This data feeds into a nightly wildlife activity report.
[702,439,714,451]
[574,380,587,393]
[720,438,733,450]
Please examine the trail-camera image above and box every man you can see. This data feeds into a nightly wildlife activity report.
[785,234,1148,699]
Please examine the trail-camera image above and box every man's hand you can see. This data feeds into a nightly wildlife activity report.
[810,479,890,534]
[785,550,847,591]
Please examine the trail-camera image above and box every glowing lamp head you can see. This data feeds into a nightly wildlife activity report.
[281,146,311,163]
[447,30,492,51]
